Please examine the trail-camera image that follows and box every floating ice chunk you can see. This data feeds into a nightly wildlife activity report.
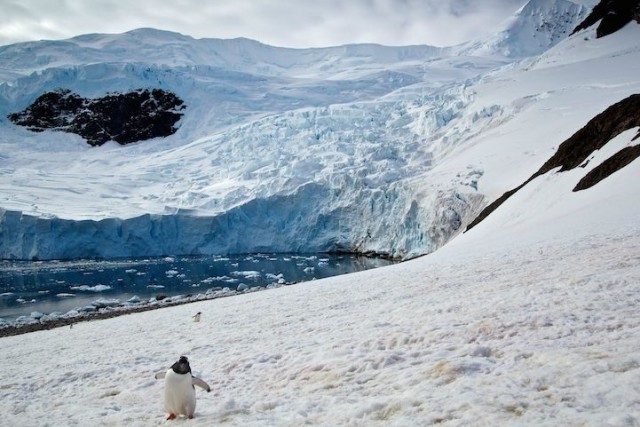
[91,298,120,308]
[237,283,249,291]
[127,296,141,304]
[56,293,75,298]
[165,269,179,277]
[70,284,112,292]
[30,311,45,319]
[39,312,62,322]
[15,316,37,325]
[232,270,261,279]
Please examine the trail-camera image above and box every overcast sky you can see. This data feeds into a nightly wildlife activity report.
[0,0,530,48]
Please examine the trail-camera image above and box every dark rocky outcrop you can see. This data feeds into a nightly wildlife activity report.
[467,94,640,230]
[571,0,640,38]
[8,88,185,146]
[536,94,640,175]
[574,142,640,191]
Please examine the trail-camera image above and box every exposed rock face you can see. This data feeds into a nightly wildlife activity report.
[574,142,640,191]
[7,88,185,146]
[572,0,640,38]
[467,94,640,230]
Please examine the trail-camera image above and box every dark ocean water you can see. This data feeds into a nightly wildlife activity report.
[0,253,394,322]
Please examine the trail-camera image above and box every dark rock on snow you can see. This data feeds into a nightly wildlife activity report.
[7,88,185,146]
[467,94,640,230]
[572,0,640,38]
[465,11,640,231]
[574,142,640,191]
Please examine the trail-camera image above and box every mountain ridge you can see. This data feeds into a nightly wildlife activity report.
[457,0,591,58]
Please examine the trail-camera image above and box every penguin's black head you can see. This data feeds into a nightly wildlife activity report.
[171,355,191,375]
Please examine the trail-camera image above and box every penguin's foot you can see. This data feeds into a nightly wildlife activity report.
[166,413,177,420]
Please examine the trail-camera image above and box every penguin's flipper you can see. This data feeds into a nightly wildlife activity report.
[192,377,211,392]
[154,371,166,380]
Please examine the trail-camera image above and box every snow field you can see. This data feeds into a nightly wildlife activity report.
[1,145,639,425]
[0,221,637,426]
[0,4,640,425]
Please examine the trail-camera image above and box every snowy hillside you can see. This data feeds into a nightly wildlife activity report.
[1,92,638,425]
[1,0,639,260]
[0,1,639,425]
[3,45,639,422]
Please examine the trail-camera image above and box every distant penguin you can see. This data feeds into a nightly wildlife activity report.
[154,356,211,420]
[192,312,201,323]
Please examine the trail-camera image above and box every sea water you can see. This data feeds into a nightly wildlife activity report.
[0,253,394,322]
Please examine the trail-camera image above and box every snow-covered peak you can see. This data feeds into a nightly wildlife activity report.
[0,28,442,83]
[460,0,591,58]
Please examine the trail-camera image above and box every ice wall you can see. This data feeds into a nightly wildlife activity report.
[0,179,480,260]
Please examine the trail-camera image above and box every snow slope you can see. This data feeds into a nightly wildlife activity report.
[0,2,639,425]
[0,114,637,426]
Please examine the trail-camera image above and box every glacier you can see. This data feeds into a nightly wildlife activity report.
[0,0,638,260]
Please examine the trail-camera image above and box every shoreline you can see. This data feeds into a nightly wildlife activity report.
[0,284,275,338]
[0,253,397,337]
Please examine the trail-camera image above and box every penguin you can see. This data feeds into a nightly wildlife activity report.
[192,312,201,323]
[154,356,211,420]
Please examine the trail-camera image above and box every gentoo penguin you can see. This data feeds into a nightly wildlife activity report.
[192,312,201,323]
[154,356,211,420]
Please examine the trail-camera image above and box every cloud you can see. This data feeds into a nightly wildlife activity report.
[0,0,528,48]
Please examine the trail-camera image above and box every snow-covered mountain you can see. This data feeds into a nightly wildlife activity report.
[0,0,639,260]
[459,0,594,57]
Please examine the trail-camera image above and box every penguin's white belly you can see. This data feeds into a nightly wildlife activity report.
[164,369,196,417]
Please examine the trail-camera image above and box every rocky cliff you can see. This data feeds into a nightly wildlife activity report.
[7,88,185,146]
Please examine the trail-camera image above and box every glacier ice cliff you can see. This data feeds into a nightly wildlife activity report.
[0,180,483,260]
